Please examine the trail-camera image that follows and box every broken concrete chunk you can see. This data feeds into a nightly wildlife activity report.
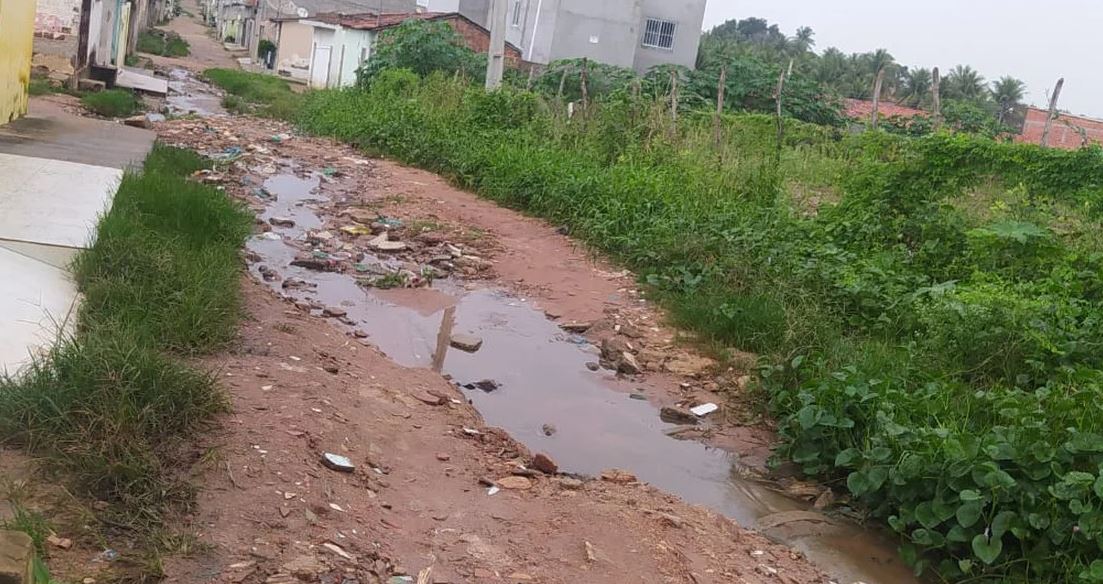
[462,379,500,393]
[560,321,592,333]
[268,217,295,227]
[0,531,33,584]
[321,453,355,473]
[659,406,698,425]
[496,476,533,490]
[368,233,407,252]
[618,352,642,375]
[449,333,483,352]
[600,469,637,484]
[531,453,558,475]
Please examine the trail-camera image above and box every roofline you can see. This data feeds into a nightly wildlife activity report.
[306,11,523,53]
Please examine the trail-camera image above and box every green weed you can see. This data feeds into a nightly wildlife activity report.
[0,144,249,537]
[80,89,140,117]
[136,29,190,57]
[293,71,1103,582]
[203,68,302,120]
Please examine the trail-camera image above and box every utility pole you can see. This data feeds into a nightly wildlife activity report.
[1040,77,1065,148]
[931,67,942,130]
[485,0,507,89]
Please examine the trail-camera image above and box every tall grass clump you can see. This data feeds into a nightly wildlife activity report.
[203,68,302,120]
[0,144,250,529]
[295,70,1103,582]
[81,89,141,117]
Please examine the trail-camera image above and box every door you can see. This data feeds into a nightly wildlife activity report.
[310,45,331,88]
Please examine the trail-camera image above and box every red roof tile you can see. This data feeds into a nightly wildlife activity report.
[844,98,928,121]
[310,11,449,30]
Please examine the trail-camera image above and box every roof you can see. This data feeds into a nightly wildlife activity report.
[265,0,414,18]
[303,11,523,53]
[844,98,928,120]
[309,11,457,31]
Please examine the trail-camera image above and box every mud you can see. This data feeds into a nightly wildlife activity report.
[243,168,918,584]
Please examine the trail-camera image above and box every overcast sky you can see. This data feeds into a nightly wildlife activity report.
[702,0,1100,117]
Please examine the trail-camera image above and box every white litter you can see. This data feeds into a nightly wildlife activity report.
[690,403,719,417]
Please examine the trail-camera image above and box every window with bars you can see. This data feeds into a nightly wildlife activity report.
[511,0,523,26]
[642,18,676,50]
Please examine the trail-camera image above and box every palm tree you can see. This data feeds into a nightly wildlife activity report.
[791,26,815,53]
[899,68,932,108]
[945,65,987,101]
[990,76,1026,124]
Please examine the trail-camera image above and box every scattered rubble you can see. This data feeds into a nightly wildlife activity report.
[449,333,483,352]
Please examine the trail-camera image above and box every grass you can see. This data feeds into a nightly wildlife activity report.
[294,72,1103,582]
[28,77,59,96]
[0,144,250,535]
[136,29,190,57]
[204,68,303,120]
[81,89,140,117]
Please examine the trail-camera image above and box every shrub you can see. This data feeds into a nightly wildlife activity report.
[204,68,302,120]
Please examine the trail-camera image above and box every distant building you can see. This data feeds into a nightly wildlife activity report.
[276,12,521,88]
[1017,107,1103,150]
[419,0,706,73]
[33,0,174,87]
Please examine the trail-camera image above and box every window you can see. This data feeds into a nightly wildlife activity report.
[511,0,523,27]
[642,18,676,50]
[416,0,429,7]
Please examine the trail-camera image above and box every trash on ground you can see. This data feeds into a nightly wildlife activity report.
[690,402,719,417]
[321,452,355,472]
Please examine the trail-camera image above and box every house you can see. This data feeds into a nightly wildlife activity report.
[205,0,259,49]
[843,98,928,122]
[253,0,416,56]
[33,0,175,87]
[1017,107,1103,150]
[278,12,522,88]
[1,0,35,123]
[418,0,707,73]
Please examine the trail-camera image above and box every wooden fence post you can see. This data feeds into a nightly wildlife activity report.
[1040,77,1065,147]
[931,67,942,130]
[713,66,727,151]
[870,67,885,129]
[774,60,792,159]
[580,58,590,110]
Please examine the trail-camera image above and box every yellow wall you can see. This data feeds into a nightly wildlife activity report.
[0,0,35,123]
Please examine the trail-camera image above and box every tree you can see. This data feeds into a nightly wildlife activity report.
[791,26,815,53]
[990,75,1026,125]
[356,20,485,87]
[899,68,932,108]
[944,65,987,101]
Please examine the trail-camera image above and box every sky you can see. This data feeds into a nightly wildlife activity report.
[702,0,1101,118]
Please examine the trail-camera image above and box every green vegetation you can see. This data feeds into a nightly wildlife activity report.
[0,145,250,539]
[28,77,59,96]
[700,17,1030,135]
[136,28,190,57]
[296,70,1103,582]
[80,89,141,117]
[357,19,486,87]
[204,68,302,120]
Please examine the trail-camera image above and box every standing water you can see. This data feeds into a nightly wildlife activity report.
[242,169,921,584]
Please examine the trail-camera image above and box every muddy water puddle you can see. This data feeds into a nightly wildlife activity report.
[166,68,226,117]
[245,171,919,584]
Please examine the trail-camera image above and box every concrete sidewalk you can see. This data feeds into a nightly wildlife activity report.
[0,97,154,375]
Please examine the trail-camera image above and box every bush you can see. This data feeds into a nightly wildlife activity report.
[294,74,1103,581]
[356,19,486,87]
[81,89,140,117]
